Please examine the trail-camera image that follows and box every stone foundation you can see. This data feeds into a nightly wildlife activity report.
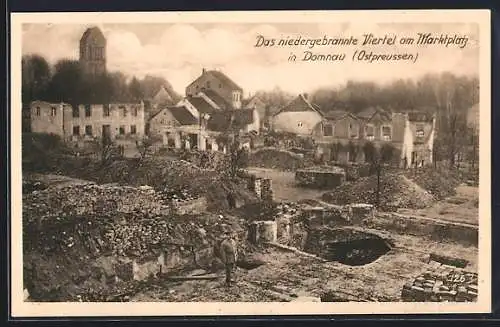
[295,167,346,189]
[171,197,208,215]
[367,213,478,247]
[349,204,375,224]
[249,221,278,244]
[301,204,352,228]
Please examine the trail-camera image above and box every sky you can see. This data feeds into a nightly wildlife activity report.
[21,22,480,96]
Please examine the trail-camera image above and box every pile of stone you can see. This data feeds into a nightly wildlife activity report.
[341,163,372,182]
[23,183,173,227]
[401,262,478,302]
[275,202,301,216]
[322,173,435,211]
[22,180,213,258]
[403,167,463,201]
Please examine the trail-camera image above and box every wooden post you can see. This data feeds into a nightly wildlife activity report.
[376,162,381,208]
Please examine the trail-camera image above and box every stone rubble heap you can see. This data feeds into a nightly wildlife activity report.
[23,183,173,226]
[401,262,478,302]
[23,182,212,258]
[322,173,435,211]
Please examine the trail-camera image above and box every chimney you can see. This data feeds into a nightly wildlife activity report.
[202,68,206,75]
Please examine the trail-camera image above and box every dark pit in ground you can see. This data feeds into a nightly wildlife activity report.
[323,238,392,266]
[303,227,393,266]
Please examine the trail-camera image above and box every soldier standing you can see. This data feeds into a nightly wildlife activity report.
[219,231,238,287]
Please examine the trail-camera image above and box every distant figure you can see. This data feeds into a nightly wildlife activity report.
[227,192,236,209]
[219,231,238,287]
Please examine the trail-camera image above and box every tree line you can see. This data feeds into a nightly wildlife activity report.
[22,54,181,107]
[255,73,478,117]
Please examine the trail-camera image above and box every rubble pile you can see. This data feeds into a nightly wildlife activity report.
[22,179,49,194]
[322,173,435,211]
[248,147,305,171]
[23,183,173,227]
[403,167,464,200]
[341,164,372,181]
[402,262,478,302]
[276,202,302,216]
[25,151,260,213]
[21,180,237,259]
[23,178,250,301]
[104,157,214,190]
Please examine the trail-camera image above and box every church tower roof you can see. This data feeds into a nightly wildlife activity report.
[80,27,106,46]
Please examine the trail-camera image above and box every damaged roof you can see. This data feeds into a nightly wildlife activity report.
[323,110,351,121]
[168,106,198,126]
[202,89,232,110]
[187,69,243,95]
[206,109,255,132]
[408,111,434,123]
[187,96,218,115]
[274,94,323,116]
[356,106,392,121]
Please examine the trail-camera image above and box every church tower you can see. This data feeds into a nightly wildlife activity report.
[79,27,106,77]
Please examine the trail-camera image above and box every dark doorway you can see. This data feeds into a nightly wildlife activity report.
[102,125,111,144]
[188,133,198,149]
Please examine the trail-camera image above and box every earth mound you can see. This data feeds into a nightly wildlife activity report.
[322,172,435,211]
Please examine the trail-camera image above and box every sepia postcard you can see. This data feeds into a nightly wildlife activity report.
[10,9,491,317]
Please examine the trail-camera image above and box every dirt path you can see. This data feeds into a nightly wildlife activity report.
[398,185,479,225]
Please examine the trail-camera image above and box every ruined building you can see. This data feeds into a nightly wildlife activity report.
[30,101,146,144]
[149,69,260,151]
